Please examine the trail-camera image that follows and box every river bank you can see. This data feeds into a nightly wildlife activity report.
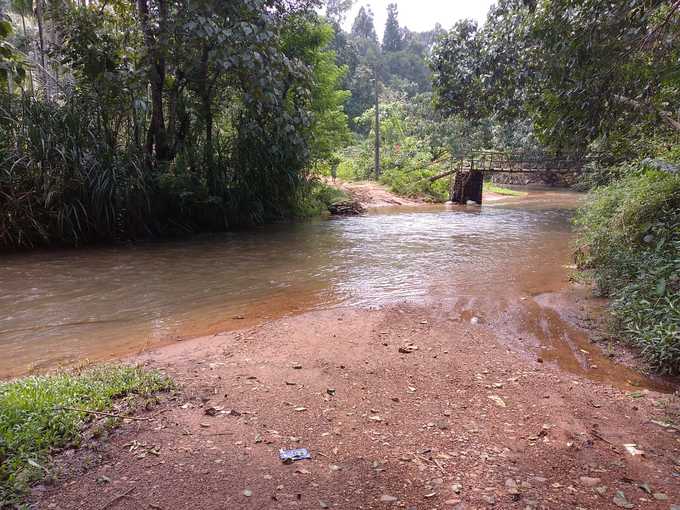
[31,290,679,509]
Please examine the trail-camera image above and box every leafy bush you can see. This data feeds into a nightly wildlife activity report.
[293,179,351,217]
[575,163,680,373]
[0,365,173,504]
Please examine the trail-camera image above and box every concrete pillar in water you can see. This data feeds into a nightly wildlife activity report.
[451,170,483,205]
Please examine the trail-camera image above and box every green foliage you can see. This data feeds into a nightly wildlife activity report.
[575,163,680,373]
[350,5,377,41]
[294,178,350,216]
[0,13,26,92]
[432,0,680,155]
[0,365,173,504]
[0,0,355,249]
[335,3,435,131]
[283,16,351,161]
[382,3,402,53]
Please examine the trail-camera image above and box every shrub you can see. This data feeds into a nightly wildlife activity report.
[574,163,680,373]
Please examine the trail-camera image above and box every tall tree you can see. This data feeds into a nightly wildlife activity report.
[325,0,355,25]
[382,3,402,52]
[351,4,377,41]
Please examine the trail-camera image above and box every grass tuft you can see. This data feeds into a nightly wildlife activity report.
[0,365,173,505]
[484,181,526,196]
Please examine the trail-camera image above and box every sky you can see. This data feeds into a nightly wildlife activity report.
[341,0,497,36]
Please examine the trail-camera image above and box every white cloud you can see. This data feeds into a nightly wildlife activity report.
[342,0,496,36]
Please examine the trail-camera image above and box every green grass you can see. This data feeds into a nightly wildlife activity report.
[484,181,526,196]
[0,365,173,505]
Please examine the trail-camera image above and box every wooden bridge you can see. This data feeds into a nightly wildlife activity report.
[428,151,590,204]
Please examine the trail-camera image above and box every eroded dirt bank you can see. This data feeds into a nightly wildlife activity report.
[331,179,514,208]
[33,294,679,510]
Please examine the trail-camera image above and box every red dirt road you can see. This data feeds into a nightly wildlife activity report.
[33,294,679,510]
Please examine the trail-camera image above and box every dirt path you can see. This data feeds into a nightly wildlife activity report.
[332,179,513,209]
[332,179,426,208]
[33,293,679,510]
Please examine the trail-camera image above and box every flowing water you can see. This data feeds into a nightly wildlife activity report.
[0,190,670,389]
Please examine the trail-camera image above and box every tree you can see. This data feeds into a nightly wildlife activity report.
[430,19,484,119]
[351,5,377,42]
[282,15,351,161]
[382,3,402,52]
[432,0,680,154]
[325,0,355,25]
[0,0,356,248]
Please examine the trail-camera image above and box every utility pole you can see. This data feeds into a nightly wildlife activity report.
[374,66,381,178]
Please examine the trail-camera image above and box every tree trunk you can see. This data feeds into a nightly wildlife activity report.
[374,67,380,178]
[34,0,48,96]
[20,13,35,95]
[138,0,170,163]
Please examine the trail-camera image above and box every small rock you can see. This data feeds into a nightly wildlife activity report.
[613,491,634,508]
[652,493,668,501]
[380,495,398,503]
[243,489,253,497]
[482,495,496,505]
[398,345,419,354]
[451,483,463,494]
[199,422,210,428]
[488,395,506,408]
[637,482,652,494]
[326,388,336,396]
[505,478,519,495]
[470,316,480,324]
[594,486,608,496]
[623,444,644,456]
[424,492,437,498]
[292,363,303,369]
[369,415,383,422]
[579,476,601,487]
[319,501,329,508]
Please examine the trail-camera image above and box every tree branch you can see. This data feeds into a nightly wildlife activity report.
[613,94,680,133]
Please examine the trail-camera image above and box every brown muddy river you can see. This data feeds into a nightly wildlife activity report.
[2,189,663,388]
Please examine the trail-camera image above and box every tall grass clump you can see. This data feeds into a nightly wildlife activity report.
[574,161,680,373]
[0,365,173,505]
[0,93,148,249]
